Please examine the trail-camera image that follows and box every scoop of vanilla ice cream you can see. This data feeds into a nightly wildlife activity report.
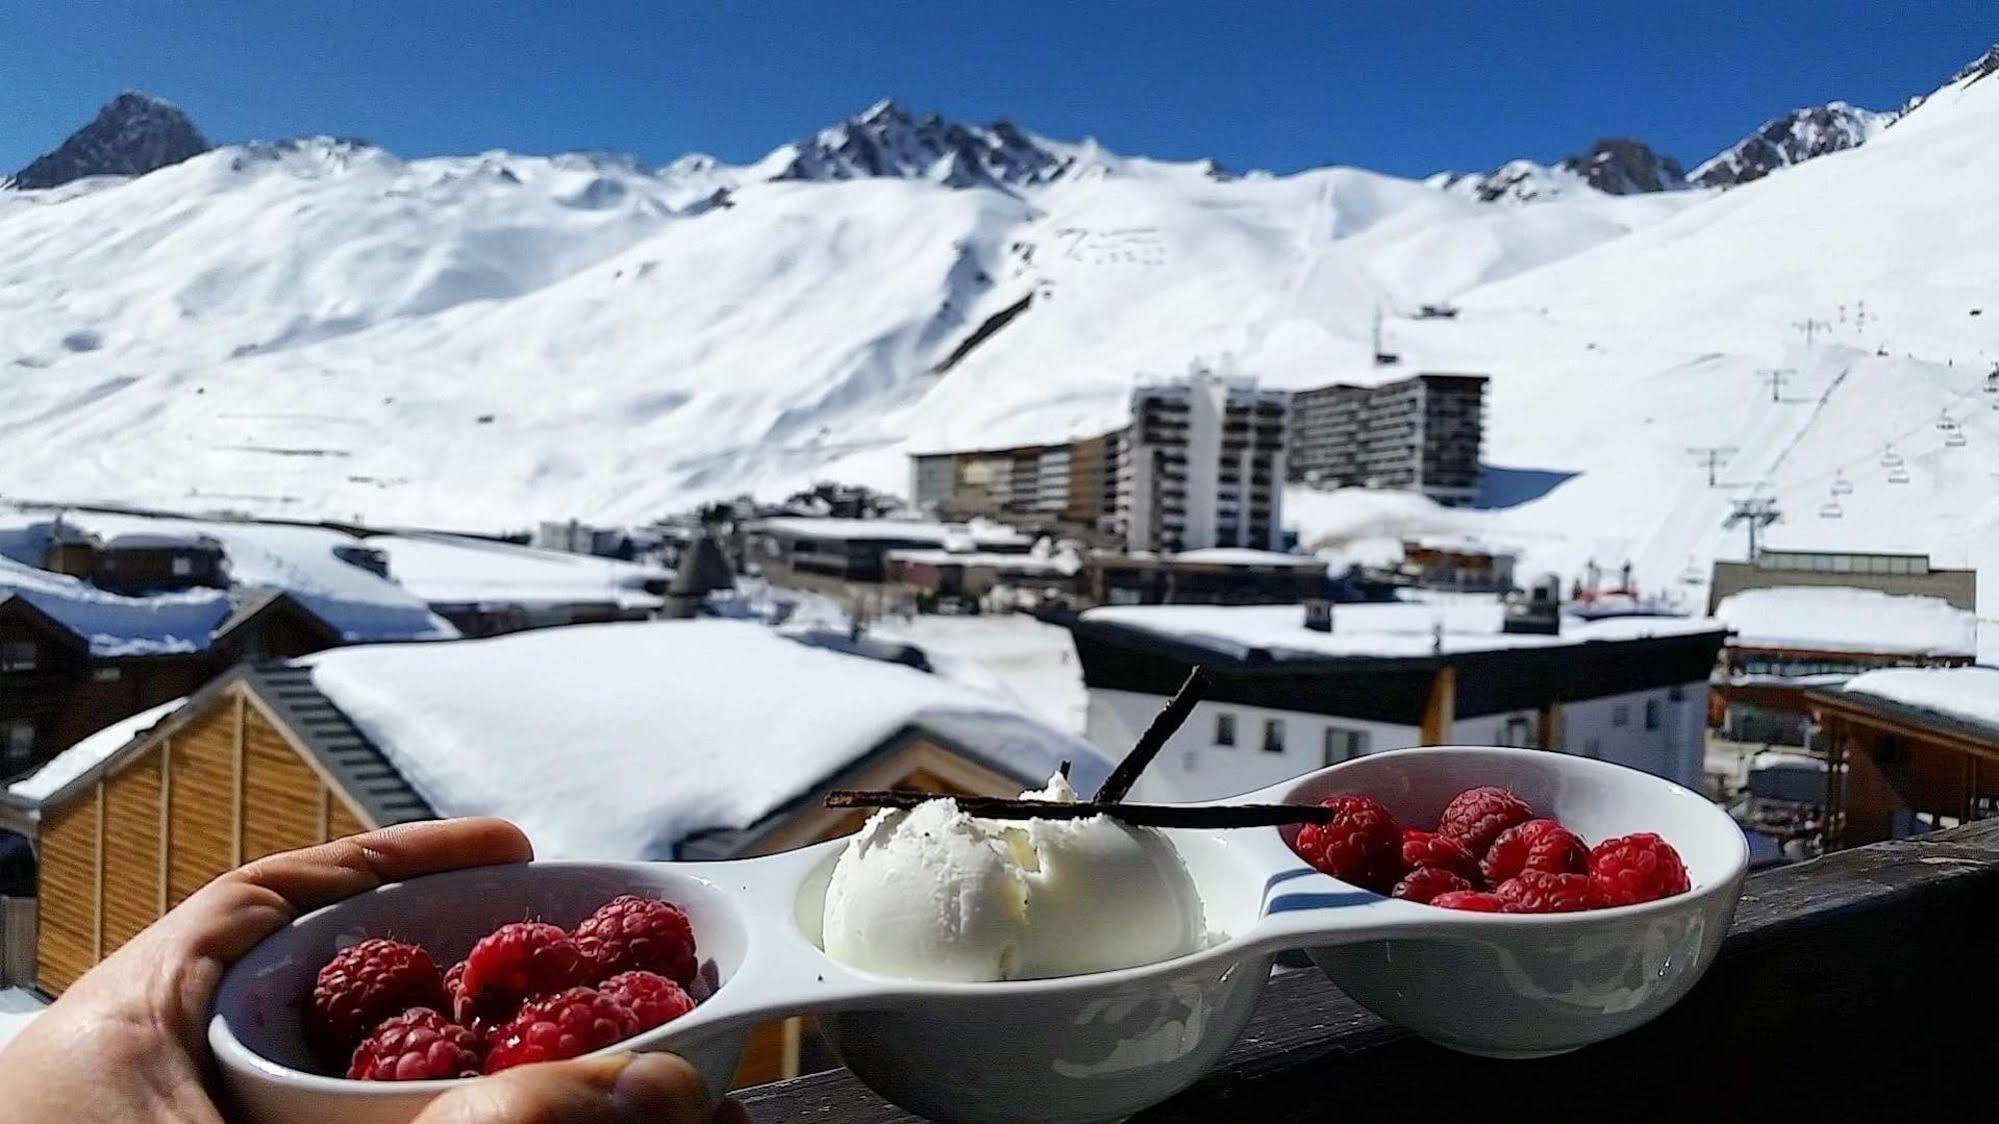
[820,773,1208,982]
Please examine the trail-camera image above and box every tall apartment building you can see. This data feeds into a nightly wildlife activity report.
[909,365,1287,553]
[1122,368,1289,553]
[1289,372,1487,506]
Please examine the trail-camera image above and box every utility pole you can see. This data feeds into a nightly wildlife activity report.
[1725,497,1781,560]
[1756,367,1796,402]
[1793,318,1829,346]
[1686,445,1737,487]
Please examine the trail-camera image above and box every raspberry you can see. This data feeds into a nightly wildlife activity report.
[346,1008,484,1081]
[1292,795,1402,891]
[1494,869,1607,913]
[483,987,640,1073]
[1429,890,1509,912]
[1391,866,1473,904]
[1481,819,1588,884]
[456,922,589,1025]
[1436,786,1534,855]
[1399,829,1481,883]
[309,938,447,1062]
[1589,833,1691,906]
[599,970,696,1032]
[573,896,698,986]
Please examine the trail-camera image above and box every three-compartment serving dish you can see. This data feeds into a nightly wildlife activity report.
[210,746,1749,1124]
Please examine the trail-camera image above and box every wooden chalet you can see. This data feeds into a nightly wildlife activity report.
[1807,669,1999,847]
[0,590,342,782]
[42,529,229,596]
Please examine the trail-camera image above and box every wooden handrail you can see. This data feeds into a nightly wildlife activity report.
[739,818,1999,1121]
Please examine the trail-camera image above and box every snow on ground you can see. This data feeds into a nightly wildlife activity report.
[7,697,183,803]
[303,619,1107,860]
[871,614,1087,735]
[0,554,228,654]
[54,510,454,641]
[1714,587,1977,656]
[1083,601,1722,661]
[364,532,667,609]
[1840,666,1999,732]
[0,987,48,1050]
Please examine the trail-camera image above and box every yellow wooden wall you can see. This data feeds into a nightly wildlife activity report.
[36,687,381,995]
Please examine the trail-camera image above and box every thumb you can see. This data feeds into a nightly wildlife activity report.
[412,1052,724,1124]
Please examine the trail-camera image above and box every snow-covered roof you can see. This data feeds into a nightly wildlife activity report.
[1080,601,1723,661]
[0,987,48,1049]
[1837,667,1999,738]
[1715,587,1976,657]
[363,533,667,610]
[55,511,455,643]
[301,620,1108,860]
[750,517,1030,548]
[0,555,229,656]
[99,531,220,552]
[7,697,185,803]
[1406,535,1517,557]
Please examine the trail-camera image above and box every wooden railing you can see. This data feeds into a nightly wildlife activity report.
[739,819,1999,1121]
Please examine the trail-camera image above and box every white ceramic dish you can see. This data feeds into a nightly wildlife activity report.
[211,746,1748,1124]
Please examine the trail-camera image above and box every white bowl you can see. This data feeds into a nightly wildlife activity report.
[209,746,1746,1122]
[210,862,755,1124]
[1272,746,1750,1058]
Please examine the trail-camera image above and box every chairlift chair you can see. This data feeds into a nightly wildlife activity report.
[1938,413,1959,432]
[1830,474,1854,496]
[1946,430,1968,448]
[1887,468,1912,484]
[1817,500,1844,520]
[1881,448,1905,467]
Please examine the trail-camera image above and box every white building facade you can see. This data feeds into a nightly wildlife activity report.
[1064,603,1724,800]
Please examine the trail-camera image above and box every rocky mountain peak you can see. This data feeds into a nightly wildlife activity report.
[8,91,212,190]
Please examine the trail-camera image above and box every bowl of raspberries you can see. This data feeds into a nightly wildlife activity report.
[1277,746,1748,1059]
[209,862,752,1124]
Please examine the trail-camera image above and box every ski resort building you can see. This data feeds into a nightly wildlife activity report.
[1806,667,1999,847]
[0,619,1109,1083]
[1288,372,1488,506]
[909,363,1289,554]
[747,517,1032,586]
[1712,587,1976,745]
[1057,601,1725,801]
[1084,548,1331,607]
[1708,548,1976,613]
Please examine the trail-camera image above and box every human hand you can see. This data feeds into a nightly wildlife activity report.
[0,817,747,1123]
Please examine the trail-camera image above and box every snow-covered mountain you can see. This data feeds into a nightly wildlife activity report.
[751,100,1079,189]
[1688,101,1892,188]
[6,92,211,190]
[1433,138,1688,203]
[1,44,1996,622]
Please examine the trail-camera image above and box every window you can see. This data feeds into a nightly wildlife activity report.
[171,555,194,577]
[1262,719,1286,754]
[1612,704,1630,728]
[0,641,35,672]
[1324,726,1368,765]
[3,721,32,770]
[93,665,122,682]
[1500,716,1533,747]
[1645,699,1662,730]
[1214,712,1237,747]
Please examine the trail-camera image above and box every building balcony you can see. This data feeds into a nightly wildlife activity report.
[735,819,1999,1121]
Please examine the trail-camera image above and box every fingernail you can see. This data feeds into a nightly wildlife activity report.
[612,1053,688,1118]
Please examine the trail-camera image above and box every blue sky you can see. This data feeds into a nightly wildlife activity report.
[2,2,1989,178]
